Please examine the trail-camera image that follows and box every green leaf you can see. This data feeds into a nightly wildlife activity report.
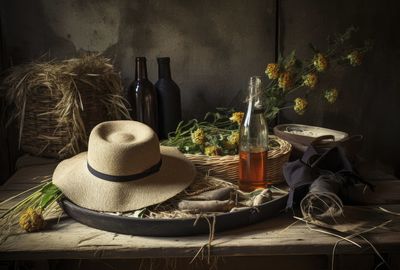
[40,193,56,209]
[40,183,60,195]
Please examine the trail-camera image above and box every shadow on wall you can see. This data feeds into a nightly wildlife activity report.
[1,0,76,63]
[1,0,276,120]
[278,0,400,171]
[104,0,275,119]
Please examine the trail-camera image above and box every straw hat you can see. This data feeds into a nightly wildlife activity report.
[53,120,195,212]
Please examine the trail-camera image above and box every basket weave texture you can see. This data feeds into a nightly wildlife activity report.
[184,135,291,184]
[3,55,130,159]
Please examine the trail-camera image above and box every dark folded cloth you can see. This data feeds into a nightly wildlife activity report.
[283,144,372,208]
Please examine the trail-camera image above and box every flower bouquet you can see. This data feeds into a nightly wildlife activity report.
[262,26,372,120]
[162,27,372,183]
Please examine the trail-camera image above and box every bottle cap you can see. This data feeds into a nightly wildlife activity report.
[157,57,170,63]
[249,76,262,89]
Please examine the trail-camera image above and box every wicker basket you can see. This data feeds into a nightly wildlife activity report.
[4,55,130,159]
[184,135,292,184]
[22,86,68,157]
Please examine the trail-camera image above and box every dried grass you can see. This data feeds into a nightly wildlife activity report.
[300,191,344,224]
[294,216,391,270]
[140,174,237,219]
[298,189,397,270]
[115,174,286,219]
[2,54,130,159]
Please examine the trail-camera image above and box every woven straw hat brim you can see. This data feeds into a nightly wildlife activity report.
[53,146,195,212]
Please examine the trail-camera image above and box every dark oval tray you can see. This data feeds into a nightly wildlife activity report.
[60,193,288,237]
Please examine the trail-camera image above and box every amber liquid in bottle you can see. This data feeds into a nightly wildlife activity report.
[239,150,268,191]
[238,76,269,192]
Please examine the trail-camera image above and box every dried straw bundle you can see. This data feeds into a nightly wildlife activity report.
[3,54,130,159]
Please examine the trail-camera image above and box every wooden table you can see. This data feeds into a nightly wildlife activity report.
[1,158,400,269]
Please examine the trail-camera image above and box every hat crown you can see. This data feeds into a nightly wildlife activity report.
[87,121,160,176]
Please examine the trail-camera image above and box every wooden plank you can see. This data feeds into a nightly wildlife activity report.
[1,163,57,186]
[14,155,57,171]
[348,180,400,205]
[0,183,38,191]
[0,189,36,202]
[16,255,383,270]
[0,211,399,260]
[0,181,45,205]
[0,196,31,211]
[0,163,56,205]
[358,165,399,182]
[0,183,40,199]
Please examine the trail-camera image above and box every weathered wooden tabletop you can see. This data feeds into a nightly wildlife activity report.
[0,159,400,261]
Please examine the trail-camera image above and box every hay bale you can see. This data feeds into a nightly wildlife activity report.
[2,54,130,159]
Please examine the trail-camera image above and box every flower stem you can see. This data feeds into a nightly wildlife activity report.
[279,105,294,111]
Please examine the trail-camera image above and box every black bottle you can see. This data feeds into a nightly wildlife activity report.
[155,57,182,139]
[128,57,158,132]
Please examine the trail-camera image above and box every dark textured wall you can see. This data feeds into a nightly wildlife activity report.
[278,0,400,172]
[1,0,399,175]
[0,0,276,118]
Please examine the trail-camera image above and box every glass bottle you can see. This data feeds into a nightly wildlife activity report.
[155,57,182,139]
[128,57,158,133]
[238,76,269,192]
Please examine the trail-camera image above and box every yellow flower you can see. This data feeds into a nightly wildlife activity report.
[278,72,294,90]
[347,51,363,66]
[223,131,240,150]
[293,98,308,115]
[229,112,244,125]
[228,131,240,145]
[265,63,279,80]
[204,145,220,156]
[302,73,318,89]
[191,128,205,145]
[19,208,45,232]
[313,53,328,72]
[324,88,338,104]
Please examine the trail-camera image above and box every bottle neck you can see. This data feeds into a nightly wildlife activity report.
[157,58,171,79]
[135,57,148,80]
[247,76,264,110]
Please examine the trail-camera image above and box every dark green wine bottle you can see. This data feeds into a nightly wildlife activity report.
[128,57,158,133]
[155,57,182,139]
